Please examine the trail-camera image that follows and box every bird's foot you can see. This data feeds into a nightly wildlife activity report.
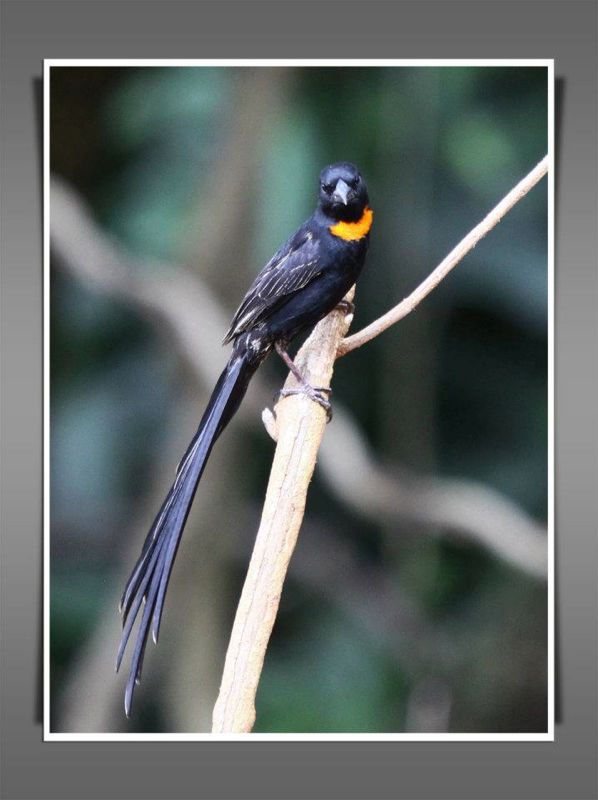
[335,299,355,316]
[274,384,333,421]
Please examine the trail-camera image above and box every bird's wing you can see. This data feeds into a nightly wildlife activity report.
[223,225,322,343]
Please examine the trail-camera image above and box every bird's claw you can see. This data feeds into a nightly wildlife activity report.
[335,299,355,316]
[273,384,333,421]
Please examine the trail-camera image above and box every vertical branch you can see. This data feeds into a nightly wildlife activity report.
[211,290,355,733]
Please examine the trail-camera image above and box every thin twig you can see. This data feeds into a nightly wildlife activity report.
[337,155,549,356]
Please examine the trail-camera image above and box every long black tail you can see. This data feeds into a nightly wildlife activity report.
[116,344,259,716]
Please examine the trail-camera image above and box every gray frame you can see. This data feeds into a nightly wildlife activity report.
[1,2,596,798]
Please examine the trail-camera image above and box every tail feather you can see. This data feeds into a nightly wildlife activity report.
[117,350,257,715]
[116,530,167,673]
[118,488,176,619]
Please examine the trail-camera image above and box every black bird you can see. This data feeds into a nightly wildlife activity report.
[117,162,373,715]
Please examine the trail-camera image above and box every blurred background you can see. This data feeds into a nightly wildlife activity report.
[49,65,549,734]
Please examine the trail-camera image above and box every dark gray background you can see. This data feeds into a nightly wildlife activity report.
[1,2,596,799]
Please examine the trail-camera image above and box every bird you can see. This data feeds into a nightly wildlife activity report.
[116,161,373,716]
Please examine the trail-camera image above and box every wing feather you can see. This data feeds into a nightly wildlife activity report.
[223,225,321,343]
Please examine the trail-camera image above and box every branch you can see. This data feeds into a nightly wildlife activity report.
[211,290,355,733]
[338,155,549,356]
[50,176,266,420]
[318,406,547,580]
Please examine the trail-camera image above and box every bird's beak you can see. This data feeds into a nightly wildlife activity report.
[332,179,351,205]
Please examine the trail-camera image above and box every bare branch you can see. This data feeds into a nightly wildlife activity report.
[50,176,266,419]
[337,155,549,356]
[318,407,547,580]
[211,290,355,733]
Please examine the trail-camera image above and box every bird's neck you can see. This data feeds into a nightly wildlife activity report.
[327,206,373,241]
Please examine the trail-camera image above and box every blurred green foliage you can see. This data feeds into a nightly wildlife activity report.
[50,65,548,733]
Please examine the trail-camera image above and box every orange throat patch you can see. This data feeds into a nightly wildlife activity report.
[329,206,374,241]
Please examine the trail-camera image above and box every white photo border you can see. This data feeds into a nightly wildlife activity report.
[43,58,554,742]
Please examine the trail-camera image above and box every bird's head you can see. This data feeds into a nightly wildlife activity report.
[318,162,369,223]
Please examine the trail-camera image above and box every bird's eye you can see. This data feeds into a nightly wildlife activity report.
[350,177,360,189]
[322,183,334,195]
